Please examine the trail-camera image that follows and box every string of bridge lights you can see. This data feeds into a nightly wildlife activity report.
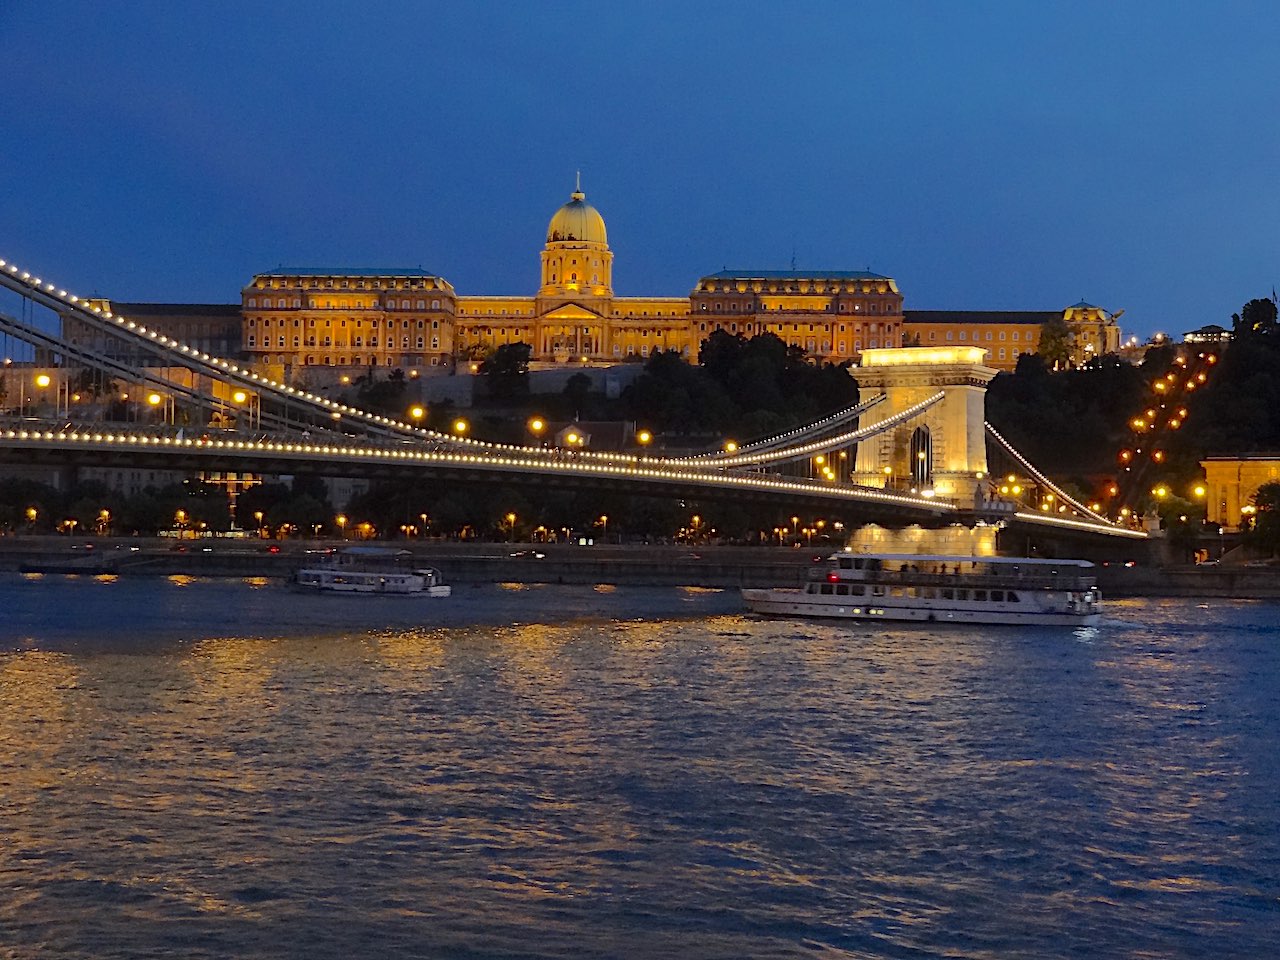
[0,254,929,477]
[0,424,962,511]
[0,252,955,482]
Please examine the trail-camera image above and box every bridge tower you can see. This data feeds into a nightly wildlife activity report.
[851,346,998,505]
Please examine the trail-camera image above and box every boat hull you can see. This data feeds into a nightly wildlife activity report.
[741,589,1101,627]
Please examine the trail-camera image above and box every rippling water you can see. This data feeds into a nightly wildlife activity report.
[1,575,1277,958]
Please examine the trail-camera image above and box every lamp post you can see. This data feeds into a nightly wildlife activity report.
[599,514,608,543]
[419,513,429,538]
[505,512,517,542]
[336,514,348,540]
[254,511,265,537]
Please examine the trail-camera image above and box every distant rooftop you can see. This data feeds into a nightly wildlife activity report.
[905,310,1058,325]
[705,269,891,281]
[257,267,439,278]
[112,302,241,317]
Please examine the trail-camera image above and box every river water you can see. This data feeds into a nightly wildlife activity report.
[1,574,1276,959]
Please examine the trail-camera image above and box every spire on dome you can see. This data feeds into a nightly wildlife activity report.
[572,170,584,202]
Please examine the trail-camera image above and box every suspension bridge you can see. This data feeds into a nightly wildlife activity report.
[0,252,1144,542]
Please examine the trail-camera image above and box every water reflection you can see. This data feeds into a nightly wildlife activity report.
[0,583,1275,958]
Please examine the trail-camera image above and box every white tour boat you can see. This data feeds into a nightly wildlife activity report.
[742,552,1102,626]
[292,547,452,597]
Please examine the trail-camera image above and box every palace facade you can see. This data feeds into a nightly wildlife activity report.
[64,181,1121,378]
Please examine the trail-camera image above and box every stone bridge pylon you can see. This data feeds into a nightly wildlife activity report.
[851,346,998,505]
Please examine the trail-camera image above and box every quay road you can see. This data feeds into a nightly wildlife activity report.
[0,536,825,589]
[0,536,1278,598]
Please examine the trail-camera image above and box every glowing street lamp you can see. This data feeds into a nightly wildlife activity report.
[409,404,426,423]
[598,514,608,542]
[636,429,652,446]
[528,416,545,435]
[453,418,468,435]
[505,512,517,542]
[34,373,51,389]
[725,440,738,453]
[336,514,348,539]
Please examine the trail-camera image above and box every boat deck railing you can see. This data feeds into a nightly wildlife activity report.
[809,566,1097,591]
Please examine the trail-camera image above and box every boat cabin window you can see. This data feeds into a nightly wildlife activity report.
[957,589,970,601]
[974,590,987,602]
[1007,591,1020,602]
[838,557,854,569]
[872,585,885,597]
[941,588,954,600]
[836,584,850,595]
[890,587,904,598]
[820,583,834,595]
[991,590,1004,602]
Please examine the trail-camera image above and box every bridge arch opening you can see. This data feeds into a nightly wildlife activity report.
[910,425,932,489]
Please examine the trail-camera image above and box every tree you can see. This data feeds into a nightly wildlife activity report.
[563,372,592,418]
[479,342,532,402]
[1233,298,1278,338]
[1036,316,1073,368]
[1251,481,1280,556]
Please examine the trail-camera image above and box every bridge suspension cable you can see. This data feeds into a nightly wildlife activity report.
[984,421,1115,526]
[671,395,887,462]
[701,392,945,469]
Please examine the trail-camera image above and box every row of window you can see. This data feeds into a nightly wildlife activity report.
[249,298,447,311]
[931,329,1033,343]
[698,321,892,334]
[247,317,439,329]
[248,335,439,350]
[700,300,897,314]
[812,582,1022,602]
[257,354,446,367]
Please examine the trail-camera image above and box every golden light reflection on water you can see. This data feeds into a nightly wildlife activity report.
[167,574,198,587]
[241,576,272,589]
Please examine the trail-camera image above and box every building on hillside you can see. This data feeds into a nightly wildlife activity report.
[1200,455,1280,531]
[1184,324,1232,346]
[58,301,241,364]
[902,301,1121,372]
[689,270,902,363]
[51,181,1122,378]
[240,268,457,382]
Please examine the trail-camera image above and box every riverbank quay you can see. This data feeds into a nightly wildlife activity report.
[0,537,822,589]
[0,537,1276,597]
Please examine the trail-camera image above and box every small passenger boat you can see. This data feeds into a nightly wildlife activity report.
[291,547,451,597]
[742,552,1101,626]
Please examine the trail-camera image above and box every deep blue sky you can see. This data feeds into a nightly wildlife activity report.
[3,1,1277,339]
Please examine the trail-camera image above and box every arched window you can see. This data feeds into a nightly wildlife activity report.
[910,426,932,488]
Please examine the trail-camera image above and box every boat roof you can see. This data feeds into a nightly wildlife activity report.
[837,552,1095,568]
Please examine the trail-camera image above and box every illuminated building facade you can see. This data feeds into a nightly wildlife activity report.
[1201,455,1280,530]
[902,301,1122,372]
[54,182,1122,377]
[241,268,457,381]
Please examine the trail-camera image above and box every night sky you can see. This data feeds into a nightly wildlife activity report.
[3,1,1277,339]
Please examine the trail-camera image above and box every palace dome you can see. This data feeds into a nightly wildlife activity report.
[547,186,607,245]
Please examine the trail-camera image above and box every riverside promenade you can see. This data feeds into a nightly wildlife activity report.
[1,536,1278,598]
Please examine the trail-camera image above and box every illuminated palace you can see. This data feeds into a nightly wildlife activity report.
[74,181,1119,378]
